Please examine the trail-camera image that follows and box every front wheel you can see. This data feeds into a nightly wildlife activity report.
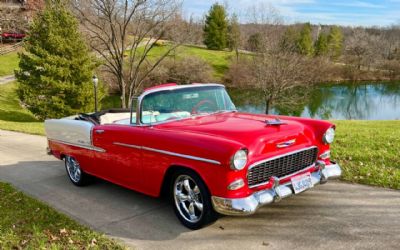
[171,169,217,229]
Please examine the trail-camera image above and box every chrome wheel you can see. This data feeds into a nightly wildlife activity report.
[65,156,81,183]
[174,175,204,223]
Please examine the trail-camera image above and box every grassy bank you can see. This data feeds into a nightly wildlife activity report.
[332,120,400,189]
[0,182,124,249]
[0,51,19,76]
[0,82,45,135]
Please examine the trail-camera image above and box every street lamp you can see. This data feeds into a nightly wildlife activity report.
[92,75,98,112]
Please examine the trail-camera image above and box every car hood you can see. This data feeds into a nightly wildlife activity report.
[156,112,315,155]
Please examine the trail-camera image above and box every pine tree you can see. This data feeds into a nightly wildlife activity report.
[16,0,102,120]
[280,27,299,53]
[203,3,228,50]
[327,26,344,60]
[227,14,241,61]
[314,33,329,56]
[297,23,314,56]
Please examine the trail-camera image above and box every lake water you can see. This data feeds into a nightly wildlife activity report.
[228,81,400,120]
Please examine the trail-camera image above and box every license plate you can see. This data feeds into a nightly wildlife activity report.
[291,173,313,194]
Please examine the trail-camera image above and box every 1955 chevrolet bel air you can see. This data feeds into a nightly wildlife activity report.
[45,83,341,229]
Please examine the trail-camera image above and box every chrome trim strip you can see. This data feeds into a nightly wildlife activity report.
[142,146,221,165]
[113,141,221,165]
[48,139,106,152]
[113,142,141,149]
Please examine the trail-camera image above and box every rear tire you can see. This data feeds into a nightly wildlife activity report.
[171,169,217,230]
[64,155,91,186]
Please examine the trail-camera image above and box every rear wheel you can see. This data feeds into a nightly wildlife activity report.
[64,155,91,186]
[171,169,217,229]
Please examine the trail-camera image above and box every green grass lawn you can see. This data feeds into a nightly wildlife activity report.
[129,44,235,80]
[0,51,19,76]
[332,120,400,189]
[0,182,124,249]
[0,82,45,135]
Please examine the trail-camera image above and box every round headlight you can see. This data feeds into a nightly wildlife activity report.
[231,149,248,170]
[323,127,335,144]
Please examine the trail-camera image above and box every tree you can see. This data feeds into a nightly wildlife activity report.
[297,23,314,56]
[74,0,187,108]
[327,26,343,60]
[203,3,228,50]
[247,33,262,52]
[227,14,241,61]
[280,26,299,53]
[251,51,314,113]
[15,0,100,120]
[314,32,328,56]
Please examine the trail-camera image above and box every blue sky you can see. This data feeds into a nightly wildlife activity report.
[182,0,400,27]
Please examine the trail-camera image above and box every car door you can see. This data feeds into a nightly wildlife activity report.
[91,124,145,190]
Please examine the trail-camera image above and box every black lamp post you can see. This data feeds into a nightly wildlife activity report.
[92,75,98,112]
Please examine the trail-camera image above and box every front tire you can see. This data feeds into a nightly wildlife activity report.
[64,155,90,186]
[171,169,217,230]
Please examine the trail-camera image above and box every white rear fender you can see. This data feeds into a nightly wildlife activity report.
[45,118,94,147]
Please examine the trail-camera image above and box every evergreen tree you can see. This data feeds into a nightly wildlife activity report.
[327,26,344,60]
[227,14,241,61]
[280,27,299,53]
[247,33,262,52]
[296,23,314,56]
[314,33,329,56]
[203,3,228,50]
[16,0,102,120]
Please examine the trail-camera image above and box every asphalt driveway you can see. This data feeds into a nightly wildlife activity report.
[0,129,399,250]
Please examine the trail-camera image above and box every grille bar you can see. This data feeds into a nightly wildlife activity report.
[247,146,318,188]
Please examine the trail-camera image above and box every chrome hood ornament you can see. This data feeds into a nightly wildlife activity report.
[276,139,296,148]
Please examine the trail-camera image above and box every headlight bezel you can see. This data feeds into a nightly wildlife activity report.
[323,127,335,144]
[230,149,248,170]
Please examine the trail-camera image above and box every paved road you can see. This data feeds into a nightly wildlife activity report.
[0,75,16,85]
[1,129,400,250]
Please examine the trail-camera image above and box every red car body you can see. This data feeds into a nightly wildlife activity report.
[45,83,341,228]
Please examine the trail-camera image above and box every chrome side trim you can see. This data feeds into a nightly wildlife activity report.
[113,141,221,165]
[48,139,105,152]
[142,146,221,165]
[113,142,141,149]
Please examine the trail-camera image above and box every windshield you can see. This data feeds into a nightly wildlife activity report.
[140,86,236,124]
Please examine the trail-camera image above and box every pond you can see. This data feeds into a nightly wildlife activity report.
[228,81,400,120]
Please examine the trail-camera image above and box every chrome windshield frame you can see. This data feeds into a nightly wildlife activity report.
[132,83,234,126]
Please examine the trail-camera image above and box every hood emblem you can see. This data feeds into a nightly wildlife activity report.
[277,139,296,148]
[265,118,287,126]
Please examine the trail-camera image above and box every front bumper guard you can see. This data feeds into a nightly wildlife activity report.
[212,162,342,216]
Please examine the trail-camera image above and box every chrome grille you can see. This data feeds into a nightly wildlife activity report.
[247,147,318,187]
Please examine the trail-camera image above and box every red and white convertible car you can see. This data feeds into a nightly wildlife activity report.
[45,83,341,229]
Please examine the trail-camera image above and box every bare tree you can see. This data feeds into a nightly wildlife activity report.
[251,51,314,114]
[73,0,189,108]
[238,4,315,114]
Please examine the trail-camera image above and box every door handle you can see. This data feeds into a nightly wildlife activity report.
[95,129,105,134]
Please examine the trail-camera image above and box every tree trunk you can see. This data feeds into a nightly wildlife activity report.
[120,78,127,108]
[265,98,271,114]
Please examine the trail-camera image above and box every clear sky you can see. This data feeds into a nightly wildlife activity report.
[182,0,400,27]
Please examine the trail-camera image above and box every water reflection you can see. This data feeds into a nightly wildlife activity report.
[228,82,400,120]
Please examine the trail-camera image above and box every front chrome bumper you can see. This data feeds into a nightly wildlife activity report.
[211,162,342,216]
